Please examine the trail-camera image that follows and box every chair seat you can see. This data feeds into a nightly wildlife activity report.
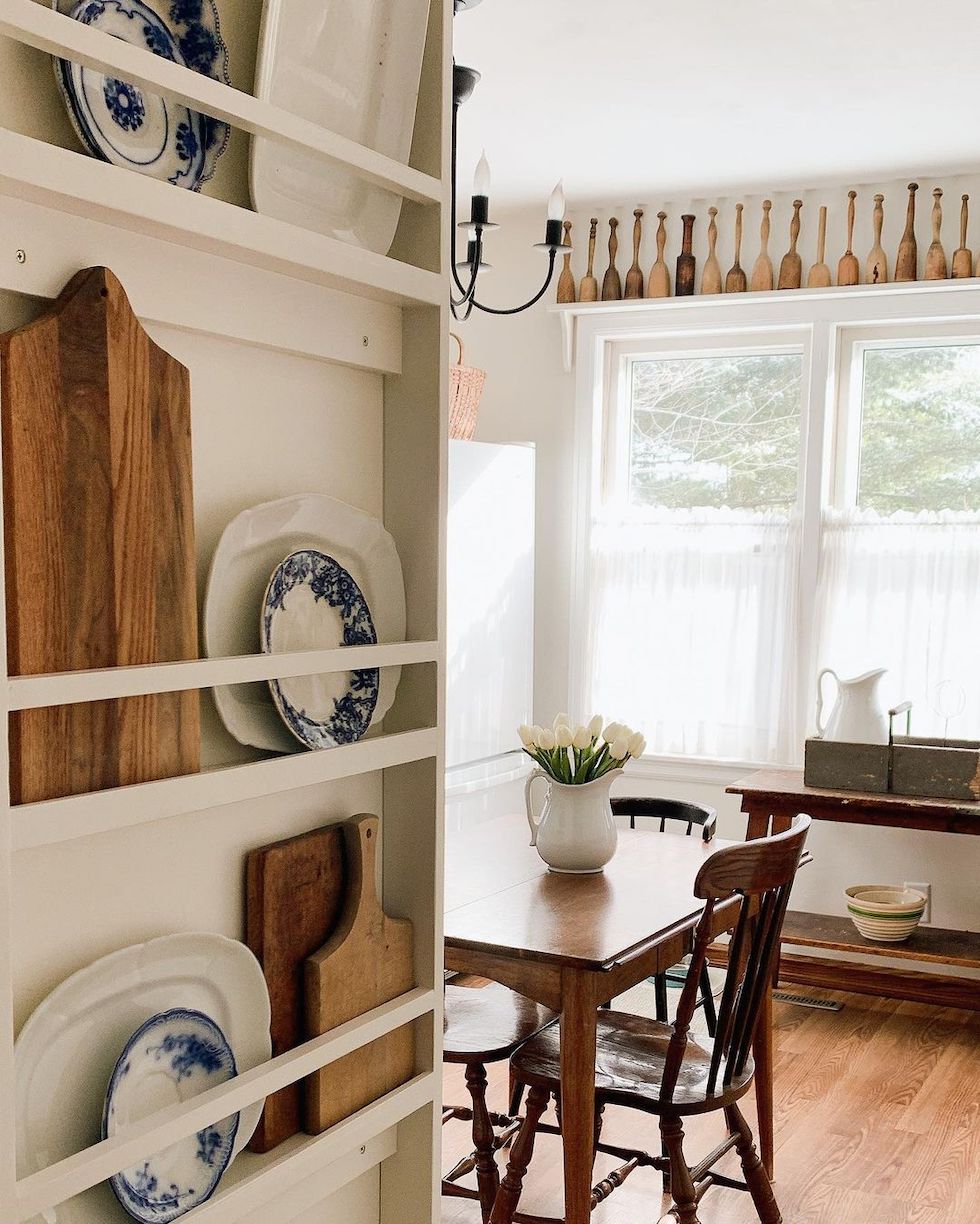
[443,982,556,1064]
[511,1009,755,1115]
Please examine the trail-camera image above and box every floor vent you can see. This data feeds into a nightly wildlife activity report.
[773,990,843,1012]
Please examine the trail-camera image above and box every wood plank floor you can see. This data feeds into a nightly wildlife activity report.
[441,988,980,1223]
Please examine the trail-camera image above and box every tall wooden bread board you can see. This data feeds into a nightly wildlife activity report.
[304,814,415,1133]
[0,267,199,802]
[246,822,347,1151]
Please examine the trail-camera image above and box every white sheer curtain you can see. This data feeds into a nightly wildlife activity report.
[584,508,802,764]
[814,510,980,739]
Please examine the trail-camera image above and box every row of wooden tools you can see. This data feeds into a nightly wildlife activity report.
[556,184,977,303]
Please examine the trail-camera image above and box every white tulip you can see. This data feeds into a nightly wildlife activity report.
[610,737,630,761]
[538,728,557,751]
[555,723,574,748]
[603,722,623,742]
[553,712,570,729]
[628,731,646,757]
[572,725,592,750]
[518,724,535,749]
[588,714,603,737]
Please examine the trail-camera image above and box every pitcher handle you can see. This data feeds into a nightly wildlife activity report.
[524,769,549,847]
[815,668,838,736]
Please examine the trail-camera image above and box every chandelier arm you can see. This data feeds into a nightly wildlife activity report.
[449,98,477,300]
[469,249,559,316]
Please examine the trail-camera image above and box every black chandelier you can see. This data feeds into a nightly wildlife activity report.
[451,1,567,321]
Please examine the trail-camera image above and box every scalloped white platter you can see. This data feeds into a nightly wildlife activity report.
[249,0,429,254]
[204,494,406,754]
[15,934,271,1224]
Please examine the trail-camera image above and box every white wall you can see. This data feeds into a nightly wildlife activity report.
[456,171,980,941]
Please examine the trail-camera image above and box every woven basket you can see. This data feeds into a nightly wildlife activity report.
[448,332,485,440]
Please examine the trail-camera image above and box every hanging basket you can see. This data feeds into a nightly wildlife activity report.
[448,332,485,440]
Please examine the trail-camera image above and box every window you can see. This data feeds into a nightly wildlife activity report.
[579,321,980,766]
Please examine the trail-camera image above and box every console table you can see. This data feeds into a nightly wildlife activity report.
[728,769,980,1012]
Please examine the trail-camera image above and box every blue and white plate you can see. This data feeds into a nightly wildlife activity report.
[103,1009,239,1223]
[53,0,229,190]
[260,548,380,750]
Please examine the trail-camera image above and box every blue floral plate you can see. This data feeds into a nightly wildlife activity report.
[260,549,380,750]
[103,1008,239,1222]
[53,0,229,190]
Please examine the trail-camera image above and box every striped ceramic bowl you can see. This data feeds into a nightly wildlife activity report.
[844,885,926,942]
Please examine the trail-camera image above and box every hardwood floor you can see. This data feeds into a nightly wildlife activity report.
[441,988,980,1223]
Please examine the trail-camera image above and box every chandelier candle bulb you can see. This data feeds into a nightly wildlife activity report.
[548,180,565,221]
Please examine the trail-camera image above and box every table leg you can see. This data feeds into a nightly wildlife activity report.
[559,970,598,1224]
[743,800,787,1180]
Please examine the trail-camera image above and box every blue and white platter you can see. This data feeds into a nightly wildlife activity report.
[260,548,380,750]
[103,1009,239,1223]
[14,933,271,1224]
[53,0,229,190]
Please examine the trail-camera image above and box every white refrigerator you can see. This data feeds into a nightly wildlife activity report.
[445,440,535,830]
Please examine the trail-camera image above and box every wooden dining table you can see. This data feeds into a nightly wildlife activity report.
[444,814,766,1224]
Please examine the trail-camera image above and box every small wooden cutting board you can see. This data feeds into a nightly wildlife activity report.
[0,267,199,802]
[246,822,347,1151]
[304,814,414,1133]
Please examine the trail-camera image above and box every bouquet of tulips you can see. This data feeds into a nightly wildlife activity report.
[518,714,646,785]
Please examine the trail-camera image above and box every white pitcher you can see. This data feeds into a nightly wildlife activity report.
[524,769,621,874]
[816,667,889,744]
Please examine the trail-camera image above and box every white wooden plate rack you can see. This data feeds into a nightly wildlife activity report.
[0,0,450,1221]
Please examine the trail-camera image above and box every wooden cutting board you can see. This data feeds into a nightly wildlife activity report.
[304,814,414,1133]
[246,822,347,1152]
[0,267,199,802]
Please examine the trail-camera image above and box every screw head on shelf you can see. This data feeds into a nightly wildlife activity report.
[15,249,26,264]
[362,335,370,347]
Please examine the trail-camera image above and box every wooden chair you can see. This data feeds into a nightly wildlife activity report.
[443,980,556,1222]
[610,797,719,1036]
[490,815,811,1224]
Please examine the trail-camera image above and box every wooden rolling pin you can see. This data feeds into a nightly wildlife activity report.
[924,188,947,280]
[701,207,722,294]
[648,211,671,297]
[895,183,918,281]
[556,220,575,303]
[580,218,599,301]
[866,194,888,284]
[725,203,747,293]
[675,214,696,296]
[602,217,622,300]
[625,209,645,298]
[778,199,804,289]
[750,200,773,291]
[952,195,973,278]
[837,190,859,285]
[806,205,831,287]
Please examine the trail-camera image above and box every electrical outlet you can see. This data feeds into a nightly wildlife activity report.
[904,881,932,924]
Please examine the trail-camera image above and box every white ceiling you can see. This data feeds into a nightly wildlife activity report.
[452,0,980,208]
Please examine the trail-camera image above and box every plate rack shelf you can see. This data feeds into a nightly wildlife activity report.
[0,1,450,1222]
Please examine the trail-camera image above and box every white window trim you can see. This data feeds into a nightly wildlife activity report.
[562,284,980,774]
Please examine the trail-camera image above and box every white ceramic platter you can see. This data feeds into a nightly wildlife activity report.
[249,0,430,254]
[204,494,406,754]
[15,934,271,1224]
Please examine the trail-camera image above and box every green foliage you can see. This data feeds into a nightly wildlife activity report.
[629,354,802,511]
[628,344,980,514]
[859,345,980,512]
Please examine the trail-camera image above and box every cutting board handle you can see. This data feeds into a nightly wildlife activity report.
[340,813,380,937]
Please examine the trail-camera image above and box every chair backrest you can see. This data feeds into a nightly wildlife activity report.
[611,796,717,843]
[660,815,810,1103]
